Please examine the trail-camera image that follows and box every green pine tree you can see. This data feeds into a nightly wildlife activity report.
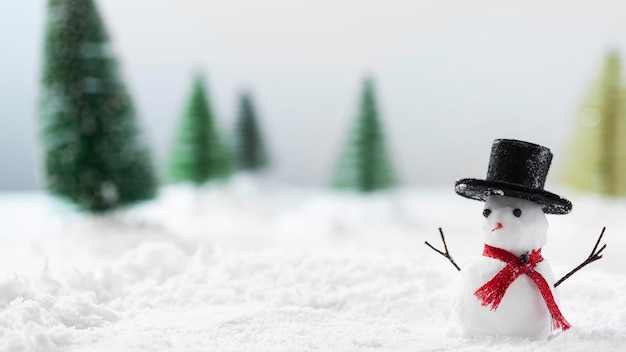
[234,92,269,172]
[560,50,626,195]
[38,0,157,213]
[332,78,398,192]
[168,74,232,184]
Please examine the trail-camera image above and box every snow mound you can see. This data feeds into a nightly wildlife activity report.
[0,183,625,351]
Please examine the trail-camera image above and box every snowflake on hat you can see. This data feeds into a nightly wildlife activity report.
[426,139,607,340]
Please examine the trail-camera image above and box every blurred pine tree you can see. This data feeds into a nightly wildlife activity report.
[332,78,398,192]
[234,92,269,172]
[560,51,626,196]
[168,74,232,184]
[38,0,157,212]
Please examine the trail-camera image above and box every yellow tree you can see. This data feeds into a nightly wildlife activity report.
[560,51,626,196]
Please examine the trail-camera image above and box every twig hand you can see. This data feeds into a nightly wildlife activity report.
[425,227,461,271]
[554,227,607,288]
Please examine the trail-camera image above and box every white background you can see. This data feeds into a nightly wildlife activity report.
[3,0,626,189]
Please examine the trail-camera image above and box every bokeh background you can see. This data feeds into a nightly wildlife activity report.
[3,0,626,190]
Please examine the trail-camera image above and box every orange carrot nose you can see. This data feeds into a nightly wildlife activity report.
[492,222,503,232]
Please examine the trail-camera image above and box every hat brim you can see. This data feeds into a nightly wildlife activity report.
[455,178,572,215]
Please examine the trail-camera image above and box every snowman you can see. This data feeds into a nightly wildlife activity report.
[426,139,606,340]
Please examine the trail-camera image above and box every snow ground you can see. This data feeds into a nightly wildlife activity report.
[0,177,625,351]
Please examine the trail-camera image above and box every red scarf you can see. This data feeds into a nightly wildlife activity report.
[474,244,571,332]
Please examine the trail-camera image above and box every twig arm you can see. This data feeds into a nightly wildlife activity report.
[425,227,461,271]
[554,227,607,288]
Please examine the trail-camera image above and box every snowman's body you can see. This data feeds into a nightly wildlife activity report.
[454,253,558,338]
[453,195,561,339]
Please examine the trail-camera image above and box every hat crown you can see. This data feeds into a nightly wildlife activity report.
[486,139,552,190]
[454,138,571,214]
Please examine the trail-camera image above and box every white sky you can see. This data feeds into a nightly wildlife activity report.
[2,0,626,189]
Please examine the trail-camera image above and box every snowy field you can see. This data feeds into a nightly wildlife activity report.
[1,177,625,351]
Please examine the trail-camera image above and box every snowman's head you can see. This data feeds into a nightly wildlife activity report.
[481,195,548,254]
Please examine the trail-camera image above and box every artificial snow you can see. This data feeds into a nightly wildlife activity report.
[0,178,625,351]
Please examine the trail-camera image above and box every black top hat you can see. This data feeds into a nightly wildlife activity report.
[455,139,572,214]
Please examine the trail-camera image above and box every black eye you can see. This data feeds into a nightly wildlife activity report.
[483,209,491,218]
[513,208,522,217]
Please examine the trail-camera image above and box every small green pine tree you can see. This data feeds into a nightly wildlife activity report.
[168,74,232,184]
[38,0,157,213]
[560,50,626,195]
[234,92,269,172]
[332,78,398,192]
